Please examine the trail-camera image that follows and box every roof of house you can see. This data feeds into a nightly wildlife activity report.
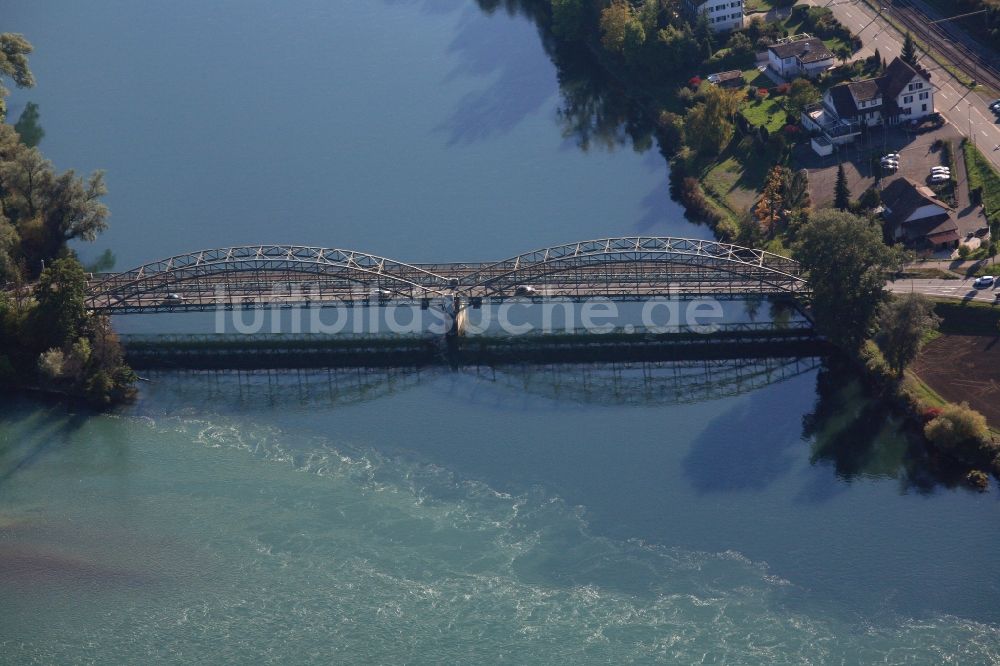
[827,85,861,117]
[824,57,931,118]
[847,78,880,102]
[880,57,930,99]
[882,177,956,240]
[901,214,959,244]
[768,38,834,64]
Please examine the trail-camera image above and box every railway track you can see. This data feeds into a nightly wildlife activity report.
[885,0,1000,94]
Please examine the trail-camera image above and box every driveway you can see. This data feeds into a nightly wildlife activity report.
[797,0,1000,176]
[800,124,965,208]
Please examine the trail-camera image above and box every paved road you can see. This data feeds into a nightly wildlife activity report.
[801,0,1000,173]
[890,277,1000,303]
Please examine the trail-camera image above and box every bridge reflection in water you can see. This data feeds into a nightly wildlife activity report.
[137,356,822,412]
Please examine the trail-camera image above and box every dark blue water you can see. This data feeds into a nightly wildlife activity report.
[2,1,999,662]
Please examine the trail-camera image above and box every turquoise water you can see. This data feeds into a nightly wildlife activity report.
[3,1,1000,663]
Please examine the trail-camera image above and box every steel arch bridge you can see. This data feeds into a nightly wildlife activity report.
[85,237,808,314]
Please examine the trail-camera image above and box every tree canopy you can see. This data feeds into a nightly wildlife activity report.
[794,210,905,350]
[875,293,940,374]
[0,33,34,121]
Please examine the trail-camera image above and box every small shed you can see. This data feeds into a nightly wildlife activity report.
[706,70,745,89]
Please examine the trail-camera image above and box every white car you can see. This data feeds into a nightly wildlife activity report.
[930,166,950,173]
[973,276,995,289]
[881,161,898,171]
[883,152,901,160]
[929,173,950,183]
[514,285,538,297]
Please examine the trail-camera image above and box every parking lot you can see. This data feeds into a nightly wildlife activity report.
[799,122,988,251]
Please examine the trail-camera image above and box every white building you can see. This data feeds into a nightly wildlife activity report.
[685,0,745,32]
[766,35,835,79]
[801,57,936,149]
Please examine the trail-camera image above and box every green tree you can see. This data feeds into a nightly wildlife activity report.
[875,293,940,374]
[784,78,820,116]
[834,163,851,210]
[794,209,904,350]
[13,101,44,147]
[901,32,918,66]
[684,84,741,156]
[0,33,34,121]
[834,44,852,66]
[32,256,88,350]
[784,168,811,210]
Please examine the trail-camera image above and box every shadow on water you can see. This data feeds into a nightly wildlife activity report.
[437,8,557,145]
[799,362,975,499]
[681,373,812,494]
[0,403,90,488]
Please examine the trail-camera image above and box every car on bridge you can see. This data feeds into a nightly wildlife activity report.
[973,275,995,289]
[162,293,185,304]
[514,285,538,297]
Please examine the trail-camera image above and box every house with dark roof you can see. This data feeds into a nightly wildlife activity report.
[766,36,835,79]
[881,177,959,250]
[801,58,935,152]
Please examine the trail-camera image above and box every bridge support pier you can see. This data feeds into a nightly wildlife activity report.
[446,295,466,338]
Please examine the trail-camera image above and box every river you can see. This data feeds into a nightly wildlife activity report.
[2,1,999,663]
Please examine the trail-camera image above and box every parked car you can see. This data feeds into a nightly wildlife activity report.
[973,275,995,289]
[514,285,538,297]
[883,152,900,160]
[989,99,1000,111]
[930,166,950,173]
[929,173,950,183]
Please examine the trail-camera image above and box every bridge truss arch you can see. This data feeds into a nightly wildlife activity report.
[86,245,453,312]
[458,237,806,299]
[85,237,809,313]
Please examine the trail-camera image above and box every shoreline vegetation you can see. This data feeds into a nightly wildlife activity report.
[0,33,135,406]
[2,11,999,483]
[484,0,1000,485]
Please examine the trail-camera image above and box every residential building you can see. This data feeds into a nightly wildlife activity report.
[881,177,959,250]
[766,36,835,79]
[685,0,745,32]
[801,57,936,150]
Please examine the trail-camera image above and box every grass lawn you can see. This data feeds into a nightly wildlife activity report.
[701,137,779,216]
[963,140,1000,226]
[744,0,783,12]
[740,96,787,133]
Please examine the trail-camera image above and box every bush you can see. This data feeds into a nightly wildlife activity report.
[677,177,725,229]
[924,401,991,460]
[860,340,895,388]
[966,470,989,491]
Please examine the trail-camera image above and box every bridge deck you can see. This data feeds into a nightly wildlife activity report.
[85,238,809,314]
